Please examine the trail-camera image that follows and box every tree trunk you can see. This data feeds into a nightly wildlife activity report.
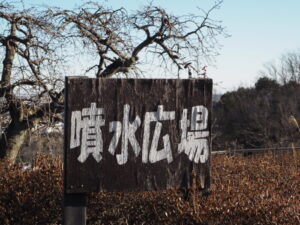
[0,120,28,162]
[0,22,22,162]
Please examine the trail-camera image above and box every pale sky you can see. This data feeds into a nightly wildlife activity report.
[24,0,300,93]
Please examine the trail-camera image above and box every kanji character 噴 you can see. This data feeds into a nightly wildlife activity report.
[70,103,105,163]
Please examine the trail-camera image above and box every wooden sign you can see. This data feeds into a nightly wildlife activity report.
[64,78,212,193]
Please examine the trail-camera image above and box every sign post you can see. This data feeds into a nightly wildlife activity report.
[63,193,87,225]
[63,78,212,224]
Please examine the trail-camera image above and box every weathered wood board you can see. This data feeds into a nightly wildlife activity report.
[64,78,212,193]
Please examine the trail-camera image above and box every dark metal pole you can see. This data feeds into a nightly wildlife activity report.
[63,193,87,225]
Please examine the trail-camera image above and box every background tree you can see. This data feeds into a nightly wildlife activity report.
[214,74,300,150]
[259,50,300,85]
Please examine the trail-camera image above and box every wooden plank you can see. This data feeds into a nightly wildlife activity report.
[64,78,212,193]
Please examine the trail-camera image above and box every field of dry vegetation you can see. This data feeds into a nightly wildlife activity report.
[0,152,299,225]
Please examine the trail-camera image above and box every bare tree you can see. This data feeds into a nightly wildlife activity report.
[0,1,226,162]
[56,1,226,78]
[0,2,64,162]
[260,50,300,84]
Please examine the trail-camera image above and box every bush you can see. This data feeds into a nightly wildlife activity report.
[0,154,63,225]
[0,153,299,224]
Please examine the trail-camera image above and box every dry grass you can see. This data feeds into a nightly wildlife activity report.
[0,153,299,225]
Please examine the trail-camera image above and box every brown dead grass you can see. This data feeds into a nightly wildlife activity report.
[0,153,299,225]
